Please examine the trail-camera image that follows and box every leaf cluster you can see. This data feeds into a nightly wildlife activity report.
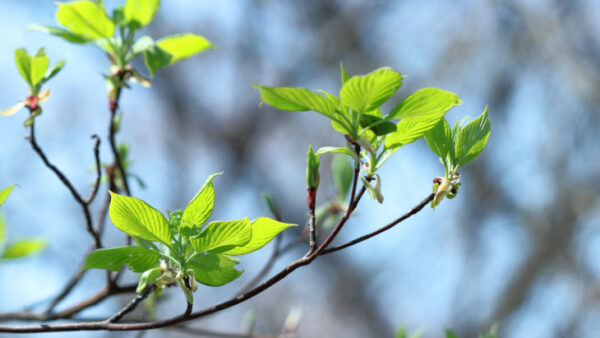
[84,174,295,304]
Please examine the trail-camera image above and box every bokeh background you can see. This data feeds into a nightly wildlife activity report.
[1,0,599,337]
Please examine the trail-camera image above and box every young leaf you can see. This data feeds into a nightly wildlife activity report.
[125,0,160,27]
[385,114,445,149]
[1,240,45,259]
[388,88,461,120]
[224,217,296,255]
[315,146,352,157]
[30,49,50,86]
[306,146,320,189]
[182,173,222,228]
[143,44,172,76]
[43,60,66,84]
[0,215,5,244]
[0,185,16,207]
[254,85,337,119]
[188,253,243,287]
[14,49,32,86]
[359,114,397,136]
[83,246,160,272]
[108,192,171,244]
[190,218,252,253]
[340,62,350,85]
[340,68,403,113]
[424,118,453,164]
[454,107,490,168]
[157,34,213,63]
[56,1,115,40]
[28,25,91,44]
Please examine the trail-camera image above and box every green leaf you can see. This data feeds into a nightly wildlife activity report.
[359,114,397,136]
[190,218,252,253]
[1,240,45,259]
[108,192,171,244]
[83,246,160,272]
[340,62,350,85]
[339,68,403,113]
[0,185,16,207]
[315,146,352,157]
[56,1,115,39]
[142,44,172,76]
[0,214,5,244]
[125,0,160,27]
[157,34,214,63]
[388,88,461,120]
[28,25,91,44]
[331,154,353,199]
[182,173,222,228]
[224,217,296,255]
[306,146,320,189]
[424,118,453,165]
[444,330,459,338]
[188,253,243,286]
[43,60,66,84]
[29,49,50,86]
[385,114,445,149]
[14,49,32,86]
[254,85,337,119]
[454,107,490,168]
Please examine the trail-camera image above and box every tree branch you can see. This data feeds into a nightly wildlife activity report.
[320,193,434,255]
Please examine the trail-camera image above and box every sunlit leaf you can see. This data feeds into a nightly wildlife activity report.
[340,68,403,113]
[254,85,337,119]
[182,173,222,228]
[28,25,90,44]
[1,240,45,259]
[0,185,16,207]
[56,1,115,39]
[454,107,490,168]
[108,192,171,244]
[388,88,461,120]
[188,253,243,286]
[125,0,160,27]
[83,246,160,272]
[157,34,214,63]
[190,218,252,253]
[224,217,296,255]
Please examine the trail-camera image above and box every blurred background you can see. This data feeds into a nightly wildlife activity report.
[1,0,599,337]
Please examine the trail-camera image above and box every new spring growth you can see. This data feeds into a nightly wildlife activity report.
[306,146,320,209]
[431,174,460,209]
[361,174,384,203]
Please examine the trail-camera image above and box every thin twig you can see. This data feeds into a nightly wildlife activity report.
[107,286,155,323]
[84,135,102,204]
[321,193,435,255]
[28,120,102,248]
[108,83,131,196]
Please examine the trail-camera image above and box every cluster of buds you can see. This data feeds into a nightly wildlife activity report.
[136,260,198,304]
[431,174,461,209]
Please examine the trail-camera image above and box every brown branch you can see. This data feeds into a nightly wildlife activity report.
[0,155,435,333]
[107,286,155,323]
[108,82,131,196]
[84,135,102,204]
[27,119,102,248]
